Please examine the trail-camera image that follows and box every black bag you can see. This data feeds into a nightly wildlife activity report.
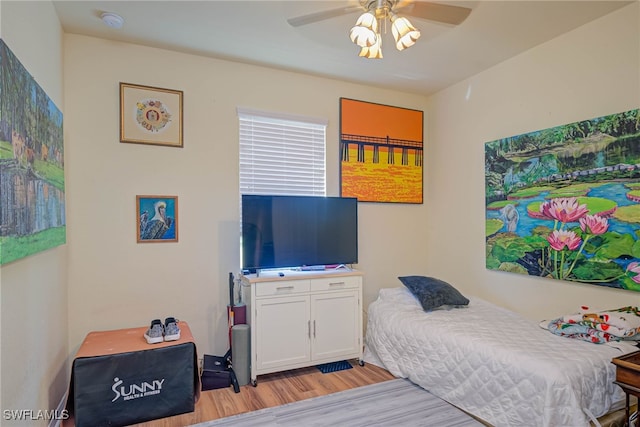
[201,352,239,392]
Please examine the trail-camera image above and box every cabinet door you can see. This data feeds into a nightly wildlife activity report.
[255,295,311,371]
[311,290,360,361]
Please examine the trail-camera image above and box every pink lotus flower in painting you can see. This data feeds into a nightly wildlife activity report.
[539,197,589,223]
[627,262,640,284]
[579,214,609,235]
[547,229,582,251]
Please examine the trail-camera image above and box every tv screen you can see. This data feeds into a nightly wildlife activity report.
[241,195,358,272]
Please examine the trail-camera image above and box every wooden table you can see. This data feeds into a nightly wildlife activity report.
[612,350,640,427]
[66,321,200,427]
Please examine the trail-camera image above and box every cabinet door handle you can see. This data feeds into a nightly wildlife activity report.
[313,320,316,338]
[329,281,345,286]
[308,320,311,339]
[276,286,295,291]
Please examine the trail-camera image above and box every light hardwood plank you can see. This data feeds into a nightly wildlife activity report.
[132,361,395,427]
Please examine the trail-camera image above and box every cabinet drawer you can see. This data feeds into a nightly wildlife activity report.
[310,275,361,292]
[256,279,310,297]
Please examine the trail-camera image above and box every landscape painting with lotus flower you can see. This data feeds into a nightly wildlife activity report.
[485,108,640,292]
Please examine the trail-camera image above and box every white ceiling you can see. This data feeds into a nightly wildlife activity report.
[52,0,633,96]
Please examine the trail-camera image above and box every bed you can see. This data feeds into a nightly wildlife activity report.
[363,284,639,427]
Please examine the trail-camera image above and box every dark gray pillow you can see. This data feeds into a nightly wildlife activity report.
[398,276,469,311]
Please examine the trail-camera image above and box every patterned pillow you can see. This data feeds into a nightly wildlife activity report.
[398,276,469,311]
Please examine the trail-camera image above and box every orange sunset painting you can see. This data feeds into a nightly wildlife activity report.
[339,98,423,203]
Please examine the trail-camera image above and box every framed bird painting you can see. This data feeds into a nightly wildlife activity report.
[136,195,178,243]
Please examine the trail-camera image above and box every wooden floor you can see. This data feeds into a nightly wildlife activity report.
[132,360,395,427]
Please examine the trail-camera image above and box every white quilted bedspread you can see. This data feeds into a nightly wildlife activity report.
[364,287,637,427]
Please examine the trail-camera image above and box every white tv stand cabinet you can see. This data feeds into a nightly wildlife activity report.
[240,268,363,386]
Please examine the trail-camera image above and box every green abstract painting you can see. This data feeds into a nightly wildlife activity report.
[0,39,65,265]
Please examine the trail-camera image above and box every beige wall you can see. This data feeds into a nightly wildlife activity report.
[1,0,638,418]
[0,0,68,424]
[63,35,428,356]
[425,3,640,320]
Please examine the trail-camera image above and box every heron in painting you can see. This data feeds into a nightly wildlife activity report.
[499,204,519,233]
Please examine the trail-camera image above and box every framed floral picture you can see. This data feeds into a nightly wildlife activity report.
[136,195,178,243]
[120,83,183,147]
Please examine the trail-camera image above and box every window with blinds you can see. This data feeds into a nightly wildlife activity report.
[238,107,327,196]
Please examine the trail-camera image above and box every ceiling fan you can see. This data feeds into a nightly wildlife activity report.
[287,1,472,59]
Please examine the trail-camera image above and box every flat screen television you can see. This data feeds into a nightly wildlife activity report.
[241,194,358,273]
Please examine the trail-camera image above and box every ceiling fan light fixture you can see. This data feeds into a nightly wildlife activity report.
[359,35,383,59]
[391,16,420,51]
[349,12,378,47]
[288,0,472,59]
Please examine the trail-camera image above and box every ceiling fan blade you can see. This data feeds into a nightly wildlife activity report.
[398,2,472,26]
[287,5,364,27]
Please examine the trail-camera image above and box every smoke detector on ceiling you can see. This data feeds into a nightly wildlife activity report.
[101,12,124,29]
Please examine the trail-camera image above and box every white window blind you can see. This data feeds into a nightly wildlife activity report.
[238,107,327,196]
